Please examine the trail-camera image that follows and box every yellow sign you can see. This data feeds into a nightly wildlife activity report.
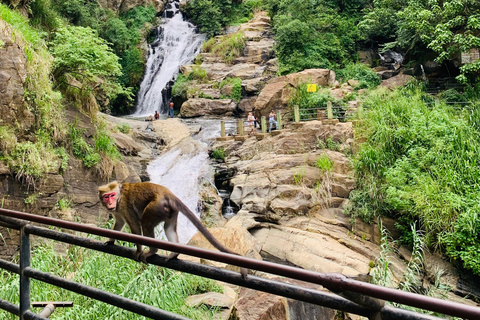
[307,84,317,92]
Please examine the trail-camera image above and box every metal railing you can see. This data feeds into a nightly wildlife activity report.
[1,208,479,320]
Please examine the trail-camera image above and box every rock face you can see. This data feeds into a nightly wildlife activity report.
[180,98,237,118]
[178,11,277,118]
[0,20,34,139]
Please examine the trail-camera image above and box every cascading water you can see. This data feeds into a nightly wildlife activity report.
[134,0,205,117]
[146,120,226,244]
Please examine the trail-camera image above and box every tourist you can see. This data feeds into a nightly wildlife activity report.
[247,112,256,136]
[154,110,160,120]
[169,101,174,118]
[269,110,277,133]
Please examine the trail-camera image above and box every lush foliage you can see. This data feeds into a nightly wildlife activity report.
[336,63,381,89]
[50,25,125,115]
[346,86,480,275]
[45,0,156,112]
[0,242,222,319]
[264,0,365,74]
[360,0,480,83]
[202,32,246,64]
[185,0,261,37]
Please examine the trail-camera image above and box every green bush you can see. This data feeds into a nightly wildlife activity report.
[441,208,480,275]
[316,153,333,172]
[211,148,225,160]
[347,86,480,275]
[172,73,190,101]
[289,83,334,120]
[220,77,242,101]
[337,63,381,88]
[185,0,256,37]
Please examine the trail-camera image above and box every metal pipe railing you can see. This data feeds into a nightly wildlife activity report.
[0,217,443,320]
[1,209,480,319]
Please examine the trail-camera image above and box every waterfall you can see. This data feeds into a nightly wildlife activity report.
[146,120,223,244]
[134,0,205,117]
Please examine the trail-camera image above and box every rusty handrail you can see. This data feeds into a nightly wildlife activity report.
[1,208,479,319]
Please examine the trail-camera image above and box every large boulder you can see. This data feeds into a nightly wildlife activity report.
[380,74,413,90]
[253,69,336,119]
[180,98,237,118]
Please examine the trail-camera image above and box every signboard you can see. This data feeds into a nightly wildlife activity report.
[307,84,317,92]
[461,48,480,64]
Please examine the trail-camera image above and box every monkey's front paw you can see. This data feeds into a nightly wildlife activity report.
[105,240,115,246]
[166,252,179,262]
[140,252,155,264]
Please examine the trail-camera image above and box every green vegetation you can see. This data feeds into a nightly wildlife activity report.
[185,0,261,37]
[116,122,132,134]
[289,83,335,120]
[211,148,225,160]
[0,242,222,320]
[172,73,190,101]
[346,85,480,275]
[336,63,381,89]
[372,222,451,316]
[202,32,246,64]
[55,197,73,210]
[315,153,333,172]
[219,77,242,101]
[264,0,366,74]
[360,0,480,84]
[50,25,125,116]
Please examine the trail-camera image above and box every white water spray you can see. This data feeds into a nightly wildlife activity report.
[134,1,205,117]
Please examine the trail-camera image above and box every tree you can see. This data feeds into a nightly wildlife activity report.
[50,26,125,115]
[361,0,480,83]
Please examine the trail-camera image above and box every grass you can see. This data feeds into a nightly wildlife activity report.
[202,32,245,64]
[0,240,223,320]
[347,84,480,275]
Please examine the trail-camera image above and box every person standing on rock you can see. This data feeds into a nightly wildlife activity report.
[169,101,174,118]
[269,110,277,133]
[154,110,160,120]
[247,112,256,136]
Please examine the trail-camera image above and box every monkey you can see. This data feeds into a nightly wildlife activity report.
[98,181,247,277]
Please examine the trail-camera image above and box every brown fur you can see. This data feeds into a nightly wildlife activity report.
[98,181,247,277]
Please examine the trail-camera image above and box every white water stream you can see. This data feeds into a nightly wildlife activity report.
[145,120,228,244]
[134,0,205,117]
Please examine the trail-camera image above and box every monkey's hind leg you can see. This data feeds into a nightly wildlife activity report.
[106,217,125,245]
[164,215,180,262]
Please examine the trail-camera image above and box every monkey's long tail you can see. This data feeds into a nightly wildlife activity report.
[175,199,236,254]
[175,197,249,278]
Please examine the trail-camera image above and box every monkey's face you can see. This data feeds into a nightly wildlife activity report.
[102,192,117,210]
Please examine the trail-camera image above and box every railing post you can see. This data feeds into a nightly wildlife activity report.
[327,101,333,119]
[261,116,267,133]
[237,119,244,136]
[276,111,282,130]
[220,120,226,137]
[357,101,363,119]
[294,105,300,123]
[20,226,31,320]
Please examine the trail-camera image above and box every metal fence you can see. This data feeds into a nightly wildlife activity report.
[0,208,479,320]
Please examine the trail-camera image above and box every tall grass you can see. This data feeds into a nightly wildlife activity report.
[0,241,222,320]
[347,85,480,275]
